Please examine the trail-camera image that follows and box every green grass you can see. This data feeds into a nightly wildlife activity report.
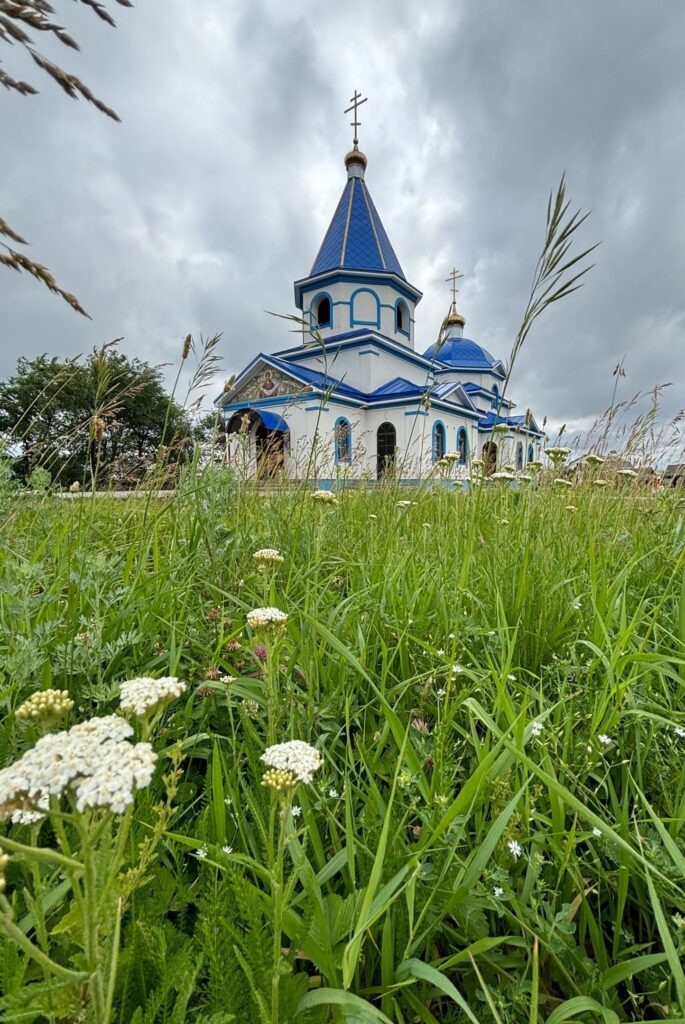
[1,468,685,1023]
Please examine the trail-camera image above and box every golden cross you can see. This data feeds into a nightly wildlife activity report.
[446,266,464,304]
[344,90,368,147]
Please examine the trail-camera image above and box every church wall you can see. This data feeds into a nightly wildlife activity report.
[301,281,416,348]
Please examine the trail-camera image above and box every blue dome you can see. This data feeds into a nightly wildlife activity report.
[423,335,498,370]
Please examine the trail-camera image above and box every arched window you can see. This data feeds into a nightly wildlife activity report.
[334,417,351,464]
[528,443,534,463]
[395,300,409,335]
[350,288,381,327]
[313,294,331,328]
[432,421,446,463]
[492,384,500,409]
[516,441,523,470]
[457,427,468,464]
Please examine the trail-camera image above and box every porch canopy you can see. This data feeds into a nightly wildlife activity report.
[226,408,289,433]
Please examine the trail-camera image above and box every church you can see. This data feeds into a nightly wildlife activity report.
[215,97,544,484]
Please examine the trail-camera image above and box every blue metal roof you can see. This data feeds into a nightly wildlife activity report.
[369,377,422,398]
[310,177,405,279]
[478,412,542,435]
[257,409,289,432]
[423,335,501,371]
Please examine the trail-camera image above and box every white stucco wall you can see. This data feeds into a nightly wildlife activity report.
[301,280,417,348]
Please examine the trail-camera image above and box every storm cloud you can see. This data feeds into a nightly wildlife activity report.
[1,0,684,443]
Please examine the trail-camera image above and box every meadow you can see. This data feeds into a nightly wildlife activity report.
[1,466,685,1024]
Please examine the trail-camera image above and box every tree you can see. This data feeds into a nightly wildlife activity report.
[1,0,131,315]
[0,347,192,487]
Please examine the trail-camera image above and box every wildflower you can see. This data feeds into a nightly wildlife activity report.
[452,663,464,675]
[554,478,573,488]
[422,521,431,528]
[0,715,156,821]
[499,517,510,525]
[220,675,236,685]
[261,740,322,784]
[592,827,602,837]
[436,687,447,698]
[598,734,612,746]
[493,423,509,434]
[593,479,609,488]
[368,513,377,520]
[328,788,339,798]
[493,886,504,897]
[618,468,637,478]
[507,673,516,682]
[222,844,234,854]
[674,725,685,738]
[16,689,74,721]
[436,648,445,656]
[491,471,515,481]
[195,845,208,859]
[241,698,260,718]
[252,644,268,661]
[503,464,516,473]
[411,717,430,734]
[69,480,81,493]
[565,505,577,512]
[528,460,544,471]
[204,667,221,681]
[396,500,414,508]
[531,721,543,737]
[119,676,187,717]
[291,805,302,818]
[507,839,523,860]
[253,548,284,564]
[519,473,532,482]
[448,632,455,639]
[545,446,571,465]
[585,454,605,466]
[471,459,485,469]
[226,639,242,653]
[310,489,338,505]
[246,607,288,630]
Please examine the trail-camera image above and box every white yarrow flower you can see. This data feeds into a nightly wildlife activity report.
[260,740,322,784]
[253,548,284,564]
[247,607,288,630]
[310,489,338,505]
[119,676,187,717]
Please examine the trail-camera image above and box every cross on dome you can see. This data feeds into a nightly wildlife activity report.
[446,266,464,304]
[344,89,368,148]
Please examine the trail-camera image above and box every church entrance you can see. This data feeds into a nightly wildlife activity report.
[255,423,285,480]
[376,422,396,480]
[482,440,497,476]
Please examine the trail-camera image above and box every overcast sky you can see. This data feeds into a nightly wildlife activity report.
[2,0,685,446]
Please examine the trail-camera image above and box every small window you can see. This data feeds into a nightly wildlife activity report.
[516,441,523,470]
[396,301,409,334]
[457,427,468,464]
[315,296,331,328]
[433,422,446,462]
[335,418,351,463]
[528,443,534,463]
[492,384,499,408]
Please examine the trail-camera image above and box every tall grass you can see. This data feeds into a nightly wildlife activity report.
[1,468,685,1023]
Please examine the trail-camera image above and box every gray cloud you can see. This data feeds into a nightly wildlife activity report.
[1,0,684,443]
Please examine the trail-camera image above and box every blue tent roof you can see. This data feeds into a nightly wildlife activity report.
[310,177,405,279]
[423,335,501,371]
[257,409,290,432]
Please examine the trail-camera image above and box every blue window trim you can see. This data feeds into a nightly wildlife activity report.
[516,441,524,470]
[394,297,410,337]
[350,288,381,328]
[310,291,333,330]
[432,420,446,463]
[457,426,468,464]
[334,416,352,464]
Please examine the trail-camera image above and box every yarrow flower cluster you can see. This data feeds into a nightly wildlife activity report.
[16,689,74,721]
[544,446,571,467]
[246,607,288,630]
[310,489,338,505]
[585,453,605,466]
[0,715,157,822]
[618,468,637,478]
[253,548,284,564]
[554,477,573,488]
[260,740,322,786]
[491,471,515,482]
[119,676,187,717]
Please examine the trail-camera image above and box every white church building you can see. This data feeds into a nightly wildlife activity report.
[215,104,543,484]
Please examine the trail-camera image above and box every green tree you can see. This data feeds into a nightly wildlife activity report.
[0,347,191,487]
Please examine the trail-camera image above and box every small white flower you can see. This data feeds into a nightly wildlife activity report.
[598,734,612,746]
[507,839,523,860]
[437,687,447,698]
[291,805,302,818]
[493,886,504,897]
[224,796,232,806]
[222,844,234,854]
[531,721,543,737]
[448,632,455,639]
[196,845,208,859]
[507,674,516,682]
[436,648,445,656]
[328,788,339,798]
[452,663,464,675]
[592,827,602,837]
[673,725,685,739]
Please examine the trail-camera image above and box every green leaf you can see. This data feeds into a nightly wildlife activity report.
[546,996,619,1024]
[297,987,393,1023]
[396,959,481,1024]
